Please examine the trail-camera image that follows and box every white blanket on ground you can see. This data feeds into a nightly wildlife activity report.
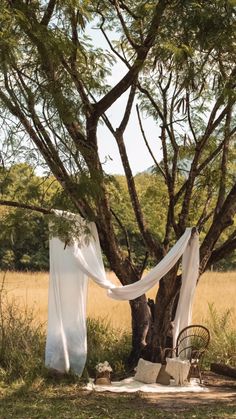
[46,211,199,375]
[85,377,208,393]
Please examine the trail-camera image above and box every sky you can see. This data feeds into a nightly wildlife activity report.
[97,85,162,175]
[89,27,162,175]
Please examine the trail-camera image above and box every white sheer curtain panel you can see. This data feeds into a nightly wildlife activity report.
[46,211,199,374]
[172,232,199,346]
[45,238,88,374]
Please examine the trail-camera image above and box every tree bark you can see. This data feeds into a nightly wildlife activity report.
[210,363,236,379]
[141,265,181,363]
[128,295,151,367]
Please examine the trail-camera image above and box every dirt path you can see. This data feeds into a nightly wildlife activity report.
[135,372,236,410]
[140,387,236,410]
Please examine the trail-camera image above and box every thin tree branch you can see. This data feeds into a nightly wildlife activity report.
[196,188,214,231]
[60,57,93,115]
[214,104,233,218]
[114,128,163,259]
[111,0,140,51]
[40,0,57,26]
[99,16,131,68]
[137,83,173,142]
[110,208,132,261]
[94,0,169,116]
[186,92,197,143]
[200,181,236,273]
[139,251,149,278]
[207,232,236,267]
[136,104,166,180]
[0,200,52,214]
[174,137,229,205]
[118,83,137,133]
[119,1,141,20]
[0,88,89,218]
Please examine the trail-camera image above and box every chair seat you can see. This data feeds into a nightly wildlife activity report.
[162,324,210,384]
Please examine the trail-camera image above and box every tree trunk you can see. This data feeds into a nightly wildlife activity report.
[127,294,151,367]
[141,265,181,363]
[210,363,236,379]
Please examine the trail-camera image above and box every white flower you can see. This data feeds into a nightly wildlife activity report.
[95,361,113,373]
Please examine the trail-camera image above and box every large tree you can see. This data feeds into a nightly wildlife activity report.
[0,0,235,364]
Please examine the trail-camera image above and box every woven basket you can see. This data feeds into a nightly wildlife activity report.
[95,370,111,385]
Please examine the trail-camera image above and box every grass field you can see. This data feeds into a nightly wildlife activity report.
[0,270,235,331]
[0,270,235,418]
[0,381,235,419]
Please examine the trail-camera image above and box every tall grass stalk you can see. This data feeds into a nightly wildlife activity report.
[0,274,45,382]
[204,304,236,368]
[1,271,235,383]
[0,275,131,383]
[86,318,131,380]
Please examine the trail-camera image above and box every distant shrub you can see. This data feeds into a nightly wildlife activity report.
[86,317,131,380]
[203,304,236,368]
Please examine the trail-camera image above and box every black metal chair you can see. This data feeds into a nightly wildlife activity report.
[164,324,210,383]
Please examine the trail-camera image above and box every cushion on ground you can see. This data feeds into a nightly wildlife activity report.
[156,364,171,385]
[134,358,162,384]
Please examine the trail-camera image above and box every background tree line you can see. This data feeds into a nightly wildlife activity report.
[1,162,235,272]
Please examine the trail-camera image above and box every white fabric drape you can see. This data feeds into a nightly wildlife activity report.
[72,226,194,300]
[46,211,199,374]
[172,232,199,346]
[45,238,88,374]
[108,229,193,300]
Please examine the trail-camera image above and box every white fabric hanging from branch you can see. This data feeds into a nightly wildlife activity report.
[45,237,88,374]
[172,232,199,346]
[46,211,199,374]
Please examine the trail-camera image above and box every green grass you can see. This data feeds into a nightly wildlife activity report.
[204,304,236,368]
[0,291,236,418]
[86,317,131,379]
[0,380,235,419]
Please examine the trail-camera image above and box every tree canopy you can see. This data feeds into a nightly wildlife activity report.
[1,163,235,271]
[0,0,236,361]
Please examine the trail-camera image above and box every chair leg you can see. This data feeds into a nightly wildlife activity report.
[189,364,202,384]
[197,366,202,384]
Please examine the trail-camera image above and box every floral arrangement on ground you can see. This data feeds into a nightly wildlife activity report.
[95,361,113,373]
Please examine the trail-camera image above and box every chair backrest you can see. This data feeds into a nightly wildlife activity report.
[176,325,210,360]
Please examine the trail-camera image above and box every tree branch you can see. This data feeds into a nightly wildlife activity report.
[186,92,197,143]
[94,0,169,117]
[173,137,229,206]
[0,88,89,218]
[40,0,57,26]
[111,0,140,50]
[207,232,236,267]
[136,104,166,180]
[98,13,131,68]
[114,129,163,260]
[118,82,137,133]
[200,182,236,273]
[110,207,132,261]
[196,188,214,231]
[213,104,232,218]
[0,200,52,214]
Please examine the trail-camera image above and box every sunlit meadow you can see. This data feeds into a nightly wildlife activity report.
[0,270,235,331]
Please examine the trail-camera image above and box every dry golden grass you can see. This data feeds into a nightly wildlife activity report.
[0,270,235,331]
